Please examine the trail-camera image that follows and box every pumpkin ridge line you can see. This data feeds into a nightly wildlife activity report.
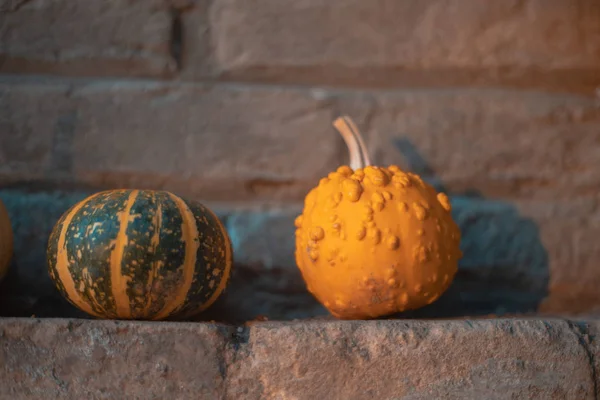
[152,193,199,320]
[110,189,139,319]
[55,192,104,317]
[141,193,163,318]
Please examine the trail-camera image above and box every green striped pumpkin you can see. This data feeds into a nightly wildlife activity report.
[47,189,232,320]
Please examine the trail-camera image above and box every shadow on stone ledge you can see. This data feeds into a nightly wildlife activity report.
[390,138,550,318]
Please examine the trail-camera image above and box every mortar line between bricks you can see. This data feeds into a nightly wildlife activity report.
[0,0,33,13]
[0,73,596,100]
[566,319,598,400]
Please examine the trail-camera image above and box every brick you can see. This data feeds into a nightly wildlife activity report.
[206,0,600,92]
[227,319,593,399]
[0,318,227,399]
[0,0,176,77]
[2,79,600,202]
[0,79,343,202]
[537,217,600,315]
[479,198,600,315]
[179,0,218,80]
[0,81,73,176]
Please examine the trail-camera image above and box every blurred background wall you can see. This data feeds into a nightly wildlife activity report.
[0,0,599,321]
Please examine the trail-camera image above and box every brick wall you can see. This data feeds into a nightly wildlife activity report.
[1,0,600,320]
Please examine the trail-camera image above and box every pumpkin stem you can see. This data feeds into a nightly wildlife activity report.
[333,116,372,170]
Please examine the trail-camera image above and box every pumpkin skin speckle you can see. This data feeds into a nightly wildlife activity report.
[47,189,233,320]
[0,199,13,282]
[294,117,462,320]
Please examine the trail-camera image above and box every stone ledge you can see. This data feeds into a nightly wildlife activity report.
[0,317,598,399]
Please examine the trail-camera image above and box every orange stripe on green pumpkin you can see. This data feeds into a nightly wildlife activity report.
[151,192,199,320]
[141,193,163,316]
[109,189,140,319]
[54,192,105,318]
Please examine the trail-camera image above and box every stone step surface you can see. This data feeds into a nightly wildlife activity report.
[0,189,599,321]
[1,0,599,93]
[0,317,598,399]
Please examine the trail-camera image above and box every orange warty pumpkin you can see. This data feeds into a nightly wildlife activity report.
[295,117,462,319]
[0,199,13,281]
[47,189,232,320]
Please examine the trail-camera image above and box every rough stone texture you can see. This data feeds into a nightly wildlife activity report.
[207,0,600,93]
[0,78,343,203]
[0,318,227,399]
[229,319,594,399]
[1,0,599,93]
[0,318,596,399]
[1,78,600,203]
[0,0,176,77]
[179,0,217,80]
[579,321,600,399]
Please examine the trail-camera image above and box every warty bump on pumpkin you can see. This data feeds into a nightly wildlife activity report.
[294,116,462,319]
